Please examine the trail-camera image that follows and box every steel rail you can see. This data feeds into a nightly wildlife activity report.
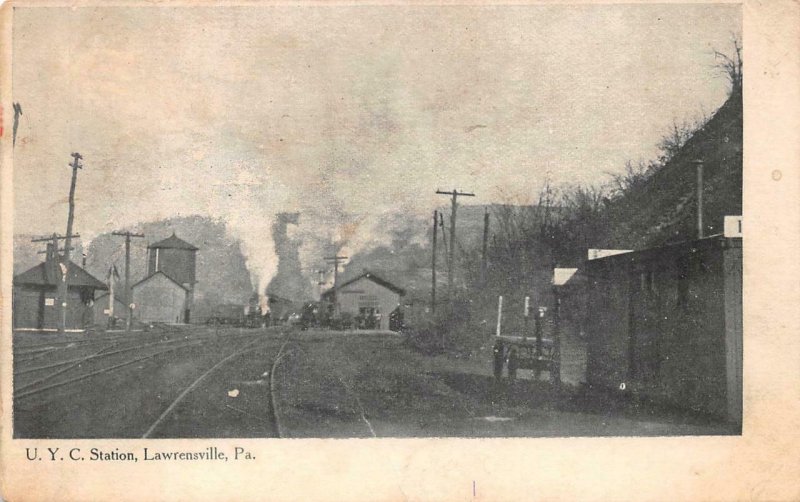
[13,341,207,401]
[14,341,122,393]
[13,332,269,401]
[141,337,268,438]
[14,330,266,376]
[267,335,293,438]
[14,339,187,376]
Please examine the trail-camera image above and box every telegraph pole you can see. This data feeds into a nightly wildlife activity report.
[324,254,348,317]
[51,153,84,335]
[481,208,489,286]
[32,233,80,333]
[33,232,78,334]
[438,212,448,269]
[693,159,705,239]
[112,230,145,331]
[436,189,475,298]
[431,210,438,314]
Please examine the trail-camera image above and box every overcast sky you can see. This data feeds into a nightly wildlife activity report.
[12,4,741,288]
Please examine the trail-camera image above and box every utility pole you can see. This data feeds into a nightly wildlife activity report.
[112,230,145,332]
[438,212,449,268]
[431,210,438,314]
[436,189,475,298]
[31,233,80,335]
[52,153,83,335]
[481,208,489,286]
[693,159,705,239]
[324,254,348,317]
[31,233,80,326]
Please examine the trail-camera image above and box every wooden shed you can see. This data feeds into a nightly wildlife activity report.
[131,271,190,324]
[584,234,742,426]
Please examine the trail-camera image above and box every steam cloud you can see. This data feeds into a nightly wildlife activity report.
[11,5,739,296]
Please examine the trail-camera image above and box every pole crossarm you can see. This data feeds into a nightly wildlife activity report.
[31,233,80,243]
[435,189,475,197]
[111,231,146,238]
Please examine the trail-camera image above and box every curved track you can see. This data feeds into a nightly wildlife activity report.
[141,330,294,438]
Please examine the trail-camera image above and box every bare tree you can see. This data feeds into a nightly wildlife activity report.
[607,160,651,196]
[714,33,743,94]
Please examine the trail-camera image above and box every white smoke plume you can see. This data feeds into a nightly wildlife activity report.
[12,5,738,296]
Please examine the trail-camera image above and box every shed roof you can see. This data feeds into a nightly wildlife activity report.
[148,233,199,251]
[13,261,108,290]
[321,270,406,298]
[585,234,741,270]
[132,271,190,291]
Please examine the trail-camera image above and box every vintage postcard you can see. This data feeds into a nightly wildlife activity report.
[1,1,798,500]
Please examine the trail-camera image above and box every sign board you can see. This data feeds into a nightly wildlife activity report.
[588,249,633,260]
[103,309,111,315]
[724,215,743,237]
[553,268,579,286]
[44,298,55,306]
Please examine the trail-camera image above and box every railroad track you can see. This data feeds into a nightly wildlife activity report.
[12,324,263,355]
[142,330,294,438]
[13,331,157,353]
[13,330,268,402]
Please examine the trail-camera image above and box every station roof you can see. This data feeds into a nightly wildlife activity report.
[148,233,199,251]
[13,261,108,290]
[321,270,406,298]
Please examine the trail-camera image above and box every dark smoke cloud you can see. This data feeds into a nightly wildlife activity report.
[266,212,313,301]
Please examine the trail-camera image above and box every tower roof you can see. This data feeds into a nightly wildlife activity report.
[148,233,199,251]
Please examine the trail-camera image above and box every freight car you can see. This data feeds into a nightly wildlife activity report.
[205,304,246,327]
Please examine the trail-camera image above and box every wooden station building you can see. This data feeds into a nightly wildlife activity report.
[321,270,405,331]
[12,244,108,330]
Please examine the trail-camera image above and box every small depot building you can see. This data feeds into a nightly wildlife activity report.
[321,270,405,331]
[12,249,108,331]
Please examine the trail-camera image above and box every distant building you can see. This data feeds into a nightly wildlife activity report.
[133,233,198,323]
[12,245,108,330]
[321,270,405,331]
[583,234,742,426]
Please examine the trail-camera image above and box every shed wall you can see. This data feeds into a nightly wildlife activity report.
[586,241,733,419]
[337,278,401,330]
[133,274,187,323]
[12,286,93,329]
